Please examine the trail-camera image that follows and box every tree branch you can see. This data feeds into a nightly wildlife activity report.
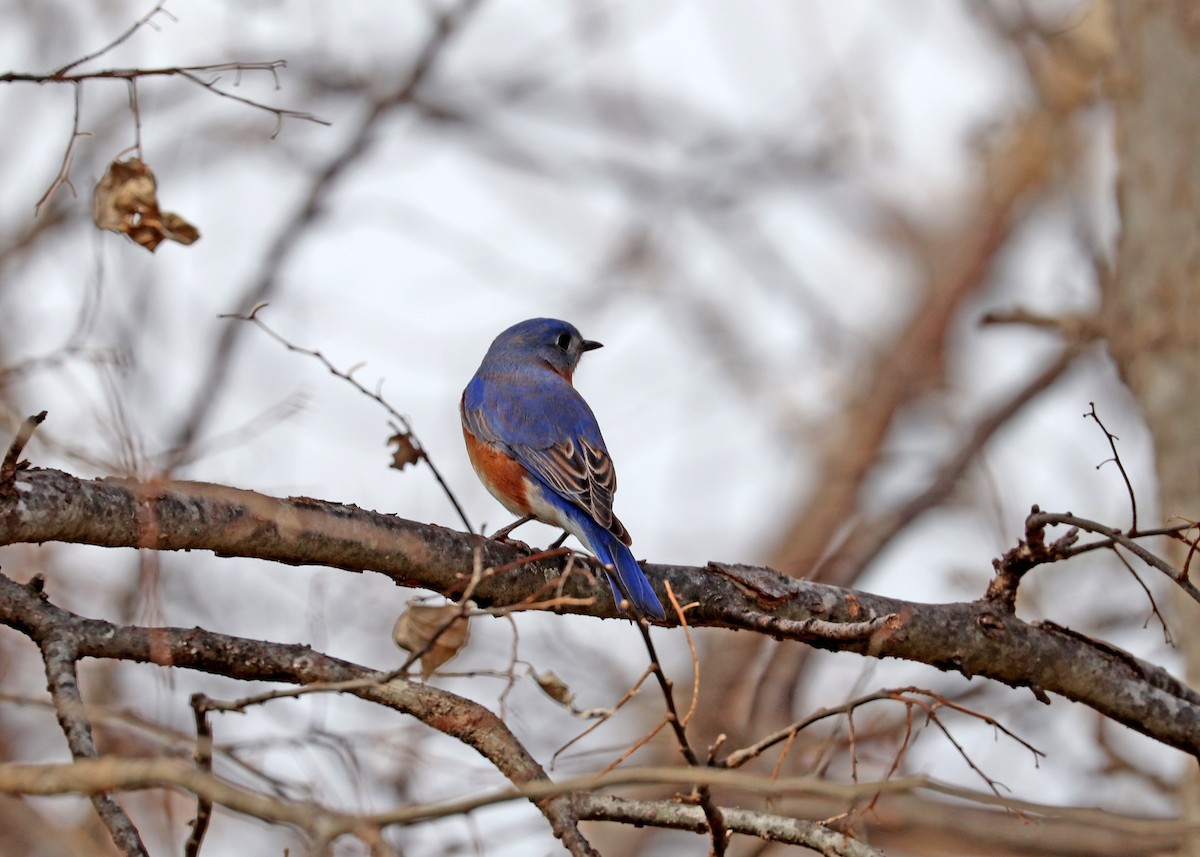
[2,750,1179,855]
[49,0,174,77]
[40,628,148,856]
[0,570,596,855]
[574,794,879,857]
[1,466,1198,758]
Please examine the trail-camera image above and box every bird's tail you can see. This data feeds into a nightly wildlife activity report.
[579,519,665,620]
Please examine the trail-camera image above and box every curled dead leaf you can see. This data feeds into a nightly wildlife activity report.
[533,669,575,707]
[393,602,470,679]
[388,431,421,470]
[531,669,611,719]
[92,158,200,252]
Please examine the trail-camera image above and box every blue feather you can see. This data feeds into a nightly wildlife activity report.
[573,512,665,620]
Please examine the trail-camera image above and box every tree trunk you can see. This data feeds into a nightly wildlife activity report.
[1106,4,1200,855]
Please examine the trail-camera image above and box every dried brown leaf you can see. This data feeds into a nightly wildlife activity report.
[534,669,576,708]
[92,158,200,252]
[392,603,470,678]
[388,431,421,470]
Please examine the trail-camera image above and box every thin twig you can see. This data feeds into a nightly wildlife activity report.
[0,411,47,489]
[664,583,701,728]
[924,710,1011,801]
[496,613,523,719]
[1030,510,1200,604]
[8,61,329,146]
[35,83,88,214]
[636,620,728,855]
[175,66,328,137]
[718,683,1043,815]
[1178,519,1200,581]
[1055,523,1193,561]
[19,56,327,211]
[919,690,1044,763]
[5,63,329,130]
[1085,403,1138,532]
[596,717,669,775]
[719,689,903,770]
[224,304,474,532]
[51,0,175,77]
[552,665,658,768]
[126,77,142,158]
[1110,549,1172,643]
[40,632,149,856]
[185,695,215,857]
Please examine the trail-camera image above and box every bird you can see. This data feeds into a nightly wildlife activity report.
[461,318,665,620]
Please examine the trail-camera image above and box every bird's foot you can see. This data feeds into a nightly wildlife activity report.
[488,515,534,546]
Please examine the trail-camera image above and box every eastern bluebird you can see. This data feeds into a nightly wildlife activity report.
[461,318,665,620]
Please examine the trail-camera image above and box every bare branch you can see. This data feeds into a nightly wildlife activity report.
[635,615,728,855]
[1029,509,1200,603]
[50,0,175,77]
[40,629,148,856]
[184,695,215,857]
[0,411,46,490]
[35,83,89,214]
[1084,402,1139,532]
[576,793,881,857]
[2,63,329,134]
[2,467,1200,757]
[0,571,596,855]
[0,752,1176,852]
[221,304,473,532]
[0,757,885,855]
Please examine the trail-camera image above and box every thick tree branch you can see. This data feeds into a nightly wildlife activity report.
[1,466,1198,757]
[0,572,885,856]
[0,570,596,855]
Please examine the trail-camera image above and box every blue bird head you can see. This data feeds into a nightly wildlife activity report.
[484,318,603,381]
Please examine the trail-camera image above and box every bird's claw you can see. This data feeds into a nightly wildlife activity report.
[489,533,533,551]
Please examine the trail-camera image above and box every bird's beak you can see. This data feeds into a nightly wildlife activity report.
[582,339,603,352]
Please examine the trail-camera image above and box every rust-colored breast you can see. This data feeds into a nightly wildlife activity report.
[463,427,532,516]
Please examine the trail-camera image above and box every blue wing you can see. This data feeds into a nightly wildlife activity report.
[463,370,664,619]
[463,371,629,545]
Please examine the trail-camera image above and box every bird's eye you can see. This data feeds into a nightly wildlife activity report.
[555,332,572,351]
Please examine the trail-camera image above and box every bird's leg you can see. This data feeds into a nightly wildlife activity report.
[549,531,569,549]
[490,515,534,541]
